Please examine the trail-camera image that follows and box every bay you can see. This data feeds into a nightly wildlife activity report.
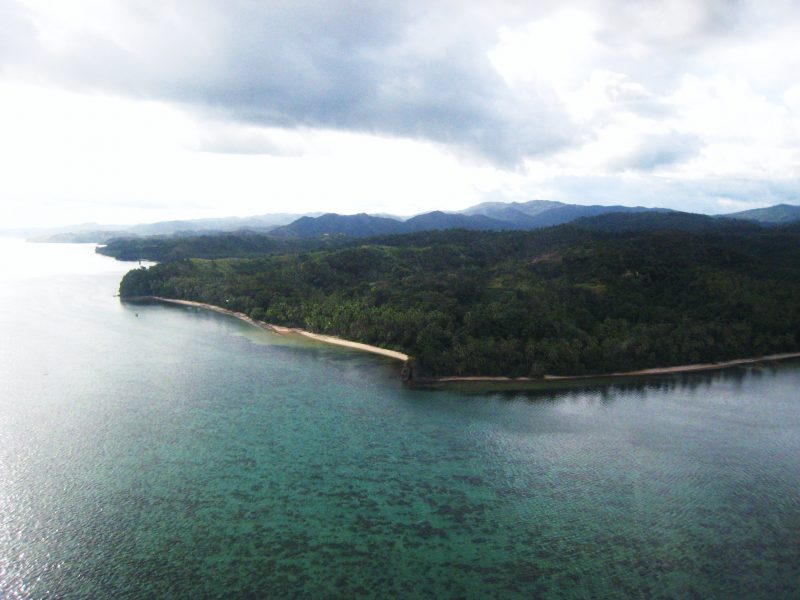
[1,238,799,598]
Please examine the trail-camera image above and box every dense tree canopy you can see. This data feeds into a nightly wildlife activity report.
[98,231,340,261]
[119,223,800,378]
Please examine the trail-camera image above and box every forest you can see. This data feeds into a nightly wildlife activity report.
[118,218,800,378]
[98,231,339,261]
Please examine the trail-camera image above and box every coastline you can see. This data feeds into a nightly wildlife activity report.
[129,296,409,361]
[418,352,800,388]
[125,296,800,389]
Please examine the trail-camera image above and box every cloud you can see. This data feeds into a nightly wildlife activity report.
[194,124,307,156]
[5,0,800,166]
[612,131,703,171]
[2,0,579,164]
[1,0,799,226]
[0,1,37,67]
[535,173,800,214]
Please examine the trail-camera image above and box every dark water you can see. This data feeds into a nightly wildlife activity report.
[1,239,799,599]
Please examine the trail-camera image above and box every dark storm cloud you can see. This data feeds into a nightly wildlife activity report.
[2,0,795,167]
[2,0,576,164]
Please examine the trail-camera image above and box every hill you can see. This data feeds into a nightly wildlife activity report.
[268,204,671,239]
[30,201,800,244]
[724,203,800,224]
[570,211,760,233]
[118,221,800,379]
[100,211,759,261]
[269,210,519,238]
[401,211,513,232]
[29,212,319,243]
[459,199,668,228]
[459,199,565,220]
[269,213,407,238]
[97,231,340,262]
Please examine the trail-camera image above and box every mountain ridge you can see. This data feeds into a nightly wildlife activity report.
[24,200,800,243]
[724,203,800,224]
[269,203,677,239]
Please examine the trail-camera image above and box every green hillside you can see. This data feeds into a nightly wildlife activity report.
[726,203,800,224]
[118,220,800,379]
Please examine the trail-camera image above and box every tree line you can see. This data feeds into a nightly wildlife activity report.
[119,224,800,378]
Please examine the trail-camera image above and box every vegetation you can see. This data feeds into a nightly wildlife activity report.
[118,218,800,379]
[98,231,340,261]
[725,203,800,224]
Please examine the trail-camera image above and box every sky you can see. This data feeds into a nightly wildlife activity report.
[1,0,799,228]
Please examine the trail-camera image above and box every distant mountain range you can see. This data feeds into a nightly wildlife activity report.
[723,203,800,224]
[97,209,800,262]
[22,213,321,243]
[269,201,672,238]
[14,200,800,243]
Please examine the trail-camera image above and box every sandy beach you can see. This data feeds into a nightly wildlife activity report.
[140,297,409,361]
[427,352,800,384]
[127,296,800,385]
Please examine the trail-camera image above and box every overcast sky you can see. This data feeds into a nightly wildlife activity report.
[1,0,799,227]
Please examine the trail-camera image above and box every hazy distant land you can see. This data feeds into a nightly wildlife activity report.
[20,200,800,245]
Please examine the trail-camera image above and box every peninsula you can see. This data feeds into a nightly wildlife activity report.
[129,295,800,389]
[117,213,800,383]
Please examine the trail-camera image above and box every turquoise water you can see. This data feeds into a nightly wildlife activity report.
[1,238,799,599]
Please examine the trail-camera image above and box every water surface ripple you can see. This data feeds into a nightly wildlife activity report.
[1,239,799,598]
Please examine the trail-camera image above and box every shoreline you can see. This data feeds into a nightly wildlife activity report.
[418,352,800,387]
[128,296,409,361]
[125,296,800,388]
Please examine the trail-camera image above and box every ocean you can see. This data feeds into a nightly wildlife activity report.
[1,238,798,598]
